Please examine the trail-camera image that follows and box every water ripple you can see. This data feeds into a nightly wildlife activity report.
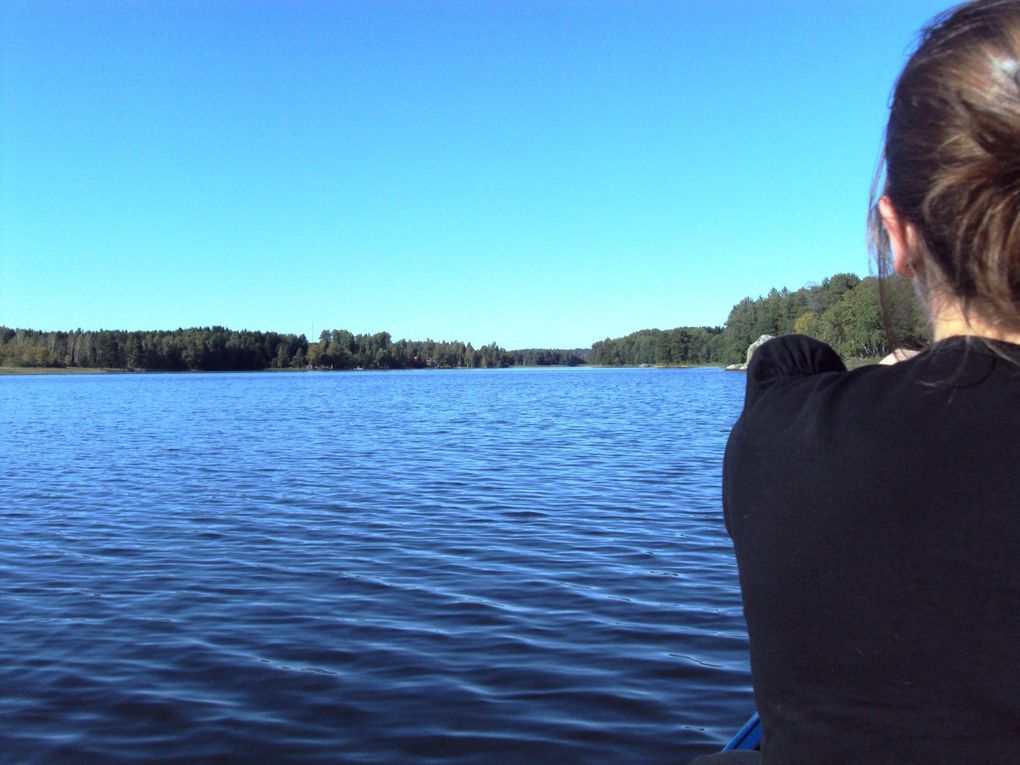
[1,367,750,764]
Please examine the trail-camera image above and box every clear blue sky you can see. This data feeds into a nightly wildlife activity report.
[1,0,949,349]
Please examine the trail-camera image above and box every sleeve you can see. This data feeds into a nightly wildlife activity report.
[744,334,845,409]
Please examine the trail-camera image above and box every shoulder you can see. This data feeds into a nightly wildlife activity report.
[733,335,922,452]
[743,334,846,409]
[733,335,1020,454]
[749,334,846,378]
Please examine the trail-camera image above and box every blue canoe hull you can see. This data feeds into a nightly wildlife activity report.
[722,713,762,751]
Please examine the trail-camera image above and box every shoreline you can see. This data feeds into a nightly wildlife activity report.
[0,366,133,375]
[0,363,733,376]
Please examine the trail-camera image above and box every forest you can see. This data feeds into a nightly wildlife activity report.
[1,273,929,371]
[592,273,930,366]
[0,327,527,371]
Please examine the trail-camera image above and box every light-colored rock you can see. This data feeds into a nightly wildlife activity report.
[725,334,775,371]
[745,334,775,364]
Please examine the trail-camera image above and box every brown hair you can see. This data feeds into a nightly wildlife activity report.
[869,0,1020,340]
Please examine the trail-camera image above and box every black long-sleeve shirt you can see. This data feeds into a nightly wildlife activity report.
[723,334,1020,764]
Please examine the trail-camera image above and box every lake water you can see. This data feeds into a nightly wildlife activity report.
[1,367,751,764]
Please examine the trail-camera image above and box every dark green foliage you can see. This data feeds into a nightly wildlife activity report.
[0,326,527,371]
[590,327,725,366]
[513,349,589,366]
[718,276,858,363]
[0,273,931,371]
[593,273,930,366]
[0,327,307,371]
[789,275,930,359]
[879,275,930,350]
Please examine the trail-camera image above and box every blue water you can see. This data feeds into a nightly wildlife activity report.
[1,367,751,764]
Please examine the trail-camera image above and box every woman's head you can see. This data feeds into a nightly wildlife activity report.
[871,0,1020,338]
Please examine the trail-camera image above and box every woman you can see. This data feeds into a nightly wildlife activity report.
[695,1,1020,762]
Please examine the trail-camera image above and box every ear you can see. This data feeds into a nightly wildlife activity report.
[878,196,920,277]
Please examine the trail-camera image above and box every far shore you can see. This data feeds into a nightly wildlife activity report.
[0,366,132,375]
[0,366,310,375]
[1,358,883,376]
[0,363,736,376]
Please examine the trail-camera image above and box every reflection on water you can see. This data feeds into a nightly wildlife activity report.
[1,367,750,764]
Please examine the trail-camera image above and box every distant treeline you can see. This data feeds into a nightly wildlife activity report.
[1,273,929,371]
[718,273,929,362]
[0,327,480,370]
[512,348,588,366]
[310,330,517,370]
[590,327,726,366]
[0,326,585,371]
[591,273,930,366]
